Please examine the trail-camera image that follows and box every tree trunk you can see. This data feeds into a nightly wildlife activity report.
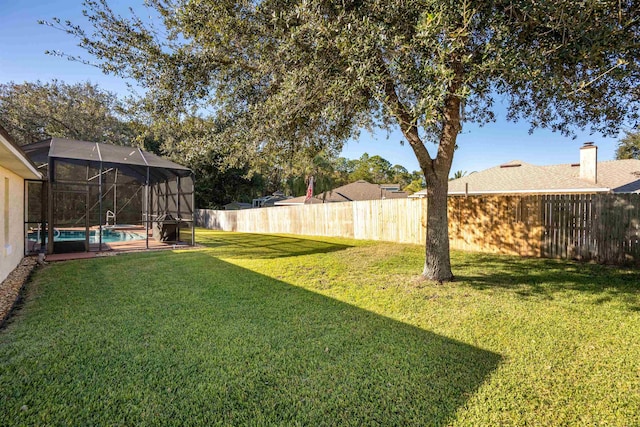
[422,176,453,282]
[380,54,461,282]
[419,57,463,282]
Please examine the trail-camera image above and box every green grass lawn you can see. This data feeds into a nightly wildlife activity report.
[1,229,639,425]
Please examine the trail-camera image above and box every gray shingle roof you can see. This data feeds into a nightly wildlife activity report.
[542,159,640,192]
[412,158,640,196]
[275,180,408,205]
[318,180,408,202]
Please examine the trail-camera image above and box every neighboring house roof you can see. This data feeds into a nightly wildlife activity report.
[274,195,324,205]
[542,159,640,193]
[380,183,401,191]
[411,155,640,196]
[447,160,612,194]
[275,180,408,205]
[0,125,42,180]
[223,201,252,210]
[252,191,292,207]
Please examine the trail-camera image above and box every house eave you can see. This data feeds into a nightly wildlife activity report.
[0,129,43,180]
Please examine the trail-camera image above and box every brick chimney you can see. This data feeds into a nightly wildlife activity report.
[579,142,597,184]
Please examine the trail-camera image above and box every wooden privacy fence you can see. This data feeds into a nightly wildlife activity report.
[196,193,640,265]
[449,194,640,264]
[196,198,428,244]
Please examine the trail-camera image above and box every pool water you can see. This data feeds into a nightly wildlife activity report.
[28,228,146,244]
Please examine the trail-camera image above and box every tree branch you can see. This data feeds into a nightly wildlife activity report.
[377,57,434,176]
[434,56,464,180]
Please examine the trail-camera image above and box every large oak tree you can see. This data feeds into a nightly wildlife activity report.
[52,0,639,281]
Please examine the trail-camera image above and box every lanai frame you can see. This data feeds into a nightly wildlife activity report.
[22,138,194,254]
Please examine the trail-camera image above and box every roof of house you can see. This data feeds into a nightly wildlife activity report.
[379,183,401,190]
[223,201,252,210]
[0,125,42,180]
[253,191,292,207]
[542,159,640,192]
[275,180,408,205]
[411,158,640,196]
[274,195,324,205]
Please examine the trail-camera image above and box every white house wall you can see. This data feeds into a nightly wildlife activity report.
[0,165,25,283]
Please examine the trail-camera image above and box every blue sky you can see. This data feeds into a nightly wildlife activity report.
[0,1,629,175]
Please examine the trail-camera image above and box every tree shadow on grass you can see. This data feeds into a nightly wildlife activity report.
[197,230,355,259]
[453,252,640,308]
[1,251,501,426]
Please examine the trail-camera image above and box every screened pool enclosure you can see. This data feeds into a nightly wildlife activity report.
[22,138,194,254]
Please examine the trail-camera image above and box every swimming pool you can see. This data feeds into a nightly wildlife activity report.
[28,228,147,244]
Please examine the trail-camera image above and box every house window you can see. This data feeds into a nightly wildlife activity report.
[3,177,9,247]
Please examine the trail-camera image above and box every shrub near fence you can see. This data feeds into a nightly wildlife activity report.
[196,193,640,266]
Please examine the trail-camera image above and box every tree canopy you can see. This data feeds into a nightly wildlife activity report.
[0,80,135,146]
[50,0,640,281]
[339,153,419,190]
[615,131,640,160]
